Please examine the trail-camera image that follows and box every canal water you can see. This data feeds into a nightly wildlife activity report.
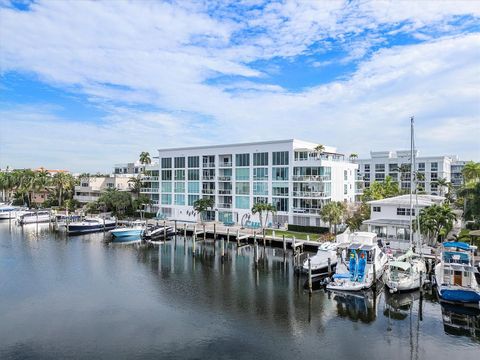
[1,222,479,360]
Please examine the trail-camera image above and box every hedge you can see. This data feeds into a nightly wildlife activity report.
[287,224,329,234]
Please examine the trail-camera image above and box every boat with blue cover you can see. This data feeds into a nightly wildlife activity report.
[434,241,480,304]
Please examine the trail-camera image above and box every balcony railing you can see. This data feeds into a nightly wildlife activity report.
[218,203,232,209]
[218,176,232,181]
[202,175,215,181]
[218,189,232,195]
[202,189,215,194]
[253,176,268,180]
[203,162,216,168]
[141,176,159,181]
[219,162,232,167]
[140,188,159,193]
[292,191,330,198]
[292,175,331,181]
[292,207,321,215]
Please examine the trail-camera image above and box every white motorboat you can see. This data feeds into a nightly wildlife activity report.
[144,225,175,240]
[67,217,117,235]
[110,220,146,241]
[434,242,480,304]
[327,232,388,292]
[302,242,338,274]
[0,205,28,220]
[16,210,51,224]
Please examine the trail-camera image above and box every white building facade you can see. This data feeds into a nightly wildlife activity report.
[74,176,133,204]
[141,139,361,227]
[355,151,457,195]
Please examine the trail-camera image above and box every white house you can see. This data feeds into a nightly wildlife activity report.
[363,194,445,250]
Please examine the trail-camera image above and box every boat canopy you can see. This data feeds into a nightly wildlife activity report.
[443,242,470,251]
[443,251,470,264]
[388,261,411,271]
[443,263,478,273]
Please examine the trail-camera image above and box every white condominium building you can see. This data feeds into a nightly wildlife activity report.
[355,151,458,195]
[141,139,361,228]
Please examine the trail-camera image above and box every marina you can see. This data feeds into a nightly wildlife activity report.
[1,222,479,359]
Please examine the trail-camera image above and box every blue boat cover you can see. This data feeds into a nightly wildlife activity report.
[443,251,470,264]
[443,242,470,250]
[357,252,367,282]
[333,273,351,279]
[349,255,357,281]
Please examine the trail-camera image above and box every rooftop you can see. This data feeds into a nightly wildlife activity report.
[367,194,445,207]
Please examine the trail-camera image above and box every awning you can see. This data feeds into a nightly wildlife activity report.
[443,242,470,251]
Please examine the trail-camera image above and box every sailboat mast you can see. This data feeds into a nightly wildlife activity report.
[409,116,414,248]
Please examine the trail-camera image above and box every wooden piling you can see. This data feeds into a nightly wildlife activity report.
[262,228,266,247]
[221,237,225,262]
[236,229,240,246]
[254,239,258,267]
[308,256,312,294]
[192,225,197,257]
[203,224,206,240]
[214,223,216,240]
[227,228,230,244]
[164,220,167,240]
[183,223,187,243]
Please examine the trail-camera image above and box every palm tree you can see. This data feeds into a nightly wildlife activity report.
[128,176,142,197]
[320,201,346,234]
[193,197,214,223]
[314,144,325,155]
[52,172,72,206]
[30,170,51,206]
[139,152,151,165]
[417,204,457,245]
[349,153,358,161]
[436,178,449,197]
[462,161,480,183]
[251,202,277,229]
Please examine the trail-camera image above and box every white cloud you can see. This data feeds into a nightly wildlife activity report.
[0,0,479,171]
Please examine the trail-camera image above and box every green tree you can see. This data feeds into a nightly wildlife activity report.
[97,189,132,216]
[345,202,370,232]
[436,178,449,197]
[52,172,76,206]
[314,144,325,155]
[321,201,347,234]
[416,204,457,245]
[462,161,480,183]
[349,153,358,161]
[458,182,480,223]
[139,152,151,165]
[128,176,143,197]
[361,176,400,201]
[251,202,277,229]
[193,197,214,223]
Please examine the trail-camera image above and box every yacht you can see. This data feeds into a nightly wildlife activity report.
[67,217,116,235]
[302,242,338,274]
[110,220,145,241]
[327,232,388,292]
[434,241,480,304]
[0,205,28,220]
[16,210,51,224]
[143,224,175,240]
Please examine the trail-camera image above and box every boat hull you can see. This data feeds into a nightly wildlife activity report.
[110,229,144,238]
[437,287,480,303]
[67,223,116,235]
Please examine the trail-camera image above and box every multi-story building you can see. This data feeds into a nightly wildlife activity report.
[355,151,458,195]
[114,162,146,175]
[450,160,466,188]
[74,176,132,204]
[141,139,361,227]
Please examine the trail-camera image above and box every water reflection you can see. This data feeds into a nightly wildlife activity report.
[331,287,383,323]
[441,303,480,341]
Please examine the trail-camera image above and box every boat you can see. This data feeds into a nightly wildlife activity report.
[384,252,427,293]
[67,217,117,235]
[434,241,480,304]
[385,116,427,293]
[16,210,51,224]
[326,231,388,291]
[143,224,176,240]
[0,205,28,220]
[302,241,337,274]
[110,220,146,241]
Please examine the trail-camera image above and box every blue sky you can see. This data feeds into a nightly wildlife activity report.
[0,0,479,172]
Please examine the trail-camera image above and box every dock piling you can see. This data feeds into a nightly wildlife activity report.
[183,223,187,243]
[213,223,216,240]
[308,256,312,294]
[227,228,230,244]
[236,229,240,246]
[262,228,266,247]
[192,225,197,257]
[221,237,225,262]
[203,224,206,240]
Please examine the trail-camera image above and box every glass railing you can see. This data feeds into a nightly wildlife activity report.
[218,189,232,195]
[141,176,159,181]
[219,162,232,167]
[202,175,216,180]
[202,189,215,194]
[292,175,331,181]
[291,207,321,214]
[203,163,216,168]
[292,191,330,197]
[140,188,159,193]
[218,176,232,181]
[218,203,232,208]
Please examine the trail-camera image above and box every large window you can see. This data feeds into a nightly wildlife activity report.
[236,168,250,180]
[174,182,185,193]
[253,152,268,166]
[253,167,268,180]
[235,196,250,209]
[161,170,172,181]
[174,169,185,180]
[375,164,385,172]
[161,194,172,205]
[161,182,172,193]
[272,182,289,196]
[273,151,289,165]
[273,197,289,212]
[431,162,438,171]
[235,153,250,167]
[174,157,185,168]
[294,151,308,161]
[418,162,425,171]
[188,156,199,168]
[389,163,398,172]
[235,182,250,195]
[161,157,172,168]
[188,169,199,181]
[188,182,200,194]
[396,208,415,216]
[375,173,385,181]
[364,164,370,172]
[253,182,268,195]
[273,167,289,181]
[174,194,185,205]
[188,195,200,206]
[254,196,268,204]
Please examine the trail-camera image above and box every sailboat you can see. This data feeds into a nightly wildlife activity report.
[385,116,427,293]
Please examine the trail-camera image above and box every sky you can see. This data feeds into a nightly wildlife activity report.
[0,0,479,173]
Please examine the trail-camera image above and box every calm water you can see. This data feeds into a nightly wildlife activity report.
[1,222,479,360]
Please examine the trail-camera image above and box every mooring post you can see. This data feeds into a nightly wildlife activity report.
[373,259,377,289]
[419,270,424,295]
[193,225,196,257]
[221,237,225,262]
[254,238,258,268]
[253,231,257,247]
[328,257,331,274]
[307,235,310,242]
[184,223,187,243]
[308,256,312,295]
[262,228,266,247]
[293,236,296,251]
[236,229,240,246]
[214,223,216,240]
[203,224,206,240]
[227,228,230,244]
[164,220,167,240]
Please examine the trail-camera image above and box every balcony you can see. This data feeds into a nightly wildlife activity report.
[219,162,232,167]
[218,189,232,195]
[202,189,215,194]
[292,207,321,215]
[203,162,215,168]
[292,175,331,181]
[218,203,232,209]
[141,176,159,181]
[218,176,232,181]
[140,188,159,193]
[292,191,330,198]
[253,176,268,181]
[202,175,215,181]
